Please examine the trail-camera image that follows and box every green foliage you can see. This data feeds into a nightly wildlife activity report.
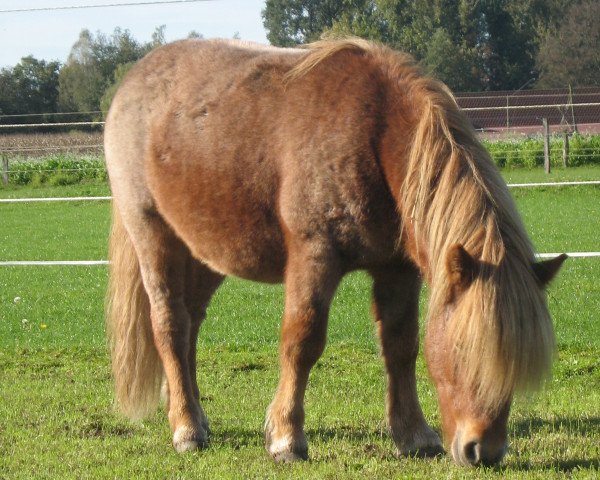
[422,29,480,92]
[2,136,599,191]
[262,0,349,46]
[569,132,600,167]
[1,27,170,131]
[263,0,551,91]
[100,62,137,116]
[4,155,107,186]
[57,26,166,114]
[484,135,600,168]
[58,29,135,113]
[536,0,600,88]
[0,56,60,121]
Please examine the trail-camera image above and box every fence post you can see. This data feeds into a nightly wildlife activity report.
[563,132,569,168]
[568,84,578,134]
[542,118,551,174]
[2,153,8,186]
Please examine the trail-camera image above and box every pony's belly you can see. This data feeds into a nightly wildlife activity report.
[186,224,286,283]
[146,148,286,282]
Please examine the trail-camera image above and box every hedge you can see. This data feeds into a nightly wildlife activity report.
[484,134,600,168]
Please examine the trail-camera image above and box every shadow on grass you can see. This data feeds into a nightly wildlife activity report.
[508,416,600,472]
[192,417,599,471]
[512,416,600,437]
[210,424,444,462]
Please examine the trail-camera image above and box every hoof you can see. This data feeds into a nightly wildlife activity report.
[394,424,444,459]
[272,449,309,463]
[265,430,308,463]
[173,426,209,453]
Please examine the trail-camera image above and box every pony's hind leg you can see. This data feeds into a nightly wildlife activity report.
[185,261,224,411]
[125,211,210,453]
[160,260,224,434]
[370,265,444,457]
[265,242,342,462]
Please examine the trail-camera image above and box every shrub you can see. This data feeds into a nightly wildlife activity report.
[2,154,107,187]
[483,134,600,168]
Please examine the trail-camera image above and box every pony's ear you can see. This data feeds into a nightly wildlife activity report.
[532,254,568,287]
[446,244,478,291]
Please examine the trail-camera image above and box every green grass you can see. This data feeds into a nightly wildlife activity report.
[0,201,110,261]
[1,168,599,478]
[500,166,600,184]
[1,343,596,479]
[0,181,111,199]
[513,186,600,253]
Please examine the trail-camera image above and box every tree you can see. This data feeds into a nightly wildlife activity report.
[58,30,106,112]
[0,56,60,118]
[536,0,600,87]
[263,0,549,91]
[262,0,350,46]
[422,29,480,92]
[100,62,137,115]
[187,30,204,39]
[58,26,166,113]
[149,25,167,51]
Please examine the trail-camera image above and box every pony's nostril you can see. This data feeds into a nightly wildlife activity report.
[463,440,481,465]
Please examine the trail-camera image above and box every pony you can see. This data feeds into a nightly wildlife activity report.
[104,38,566,466]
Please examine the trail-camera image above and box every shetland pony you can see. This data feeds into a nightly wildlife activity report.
[104,38,566,466]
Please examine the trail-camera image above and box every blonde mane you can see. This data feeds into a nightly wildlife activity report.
[288,39,555,412]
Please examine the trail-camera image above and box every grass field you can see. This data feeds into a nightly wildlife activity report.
[1,167,599,478]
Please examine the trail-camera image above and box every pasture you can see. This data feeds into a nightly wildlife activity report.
[0,168,599,478]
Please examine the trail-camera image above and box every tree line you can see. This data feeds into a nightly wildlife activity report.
[0,26,202,126]
[1,0,599,124]
[263,0,600,92]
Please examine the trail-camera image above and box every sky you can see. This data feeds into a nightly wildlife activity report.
[0,0,269,68]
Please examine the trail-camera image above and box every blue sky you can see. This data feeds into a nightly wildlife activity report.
[0,0,269,68]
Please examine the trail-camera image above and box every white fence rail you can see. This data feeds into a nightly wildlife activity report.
[2,179,599,265]
[1,180,599,204]
[2,253,599,267]
[0,196,111,203]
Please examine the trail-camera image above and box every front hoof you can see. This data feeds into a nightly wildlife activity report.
[173,426,209,453]
[272,449,308,463]
[265,431,308,463]
[394,425,444,459]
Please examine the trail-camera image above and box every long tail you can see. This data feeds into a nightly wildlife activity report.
[106,203,163,420]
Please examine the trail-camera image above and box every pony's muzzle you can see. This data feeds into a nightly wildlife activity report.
[451,432,507,466]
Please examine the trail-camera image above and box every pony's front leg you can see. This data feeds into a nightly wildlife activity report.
[265,243,342,462]
[371,266,444,457]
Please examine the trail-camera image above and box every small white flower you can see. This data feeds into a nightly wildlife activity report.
[14,296,21,304]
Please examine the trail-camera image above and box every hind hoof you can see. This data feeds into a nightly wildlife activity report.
[173,426,208,453]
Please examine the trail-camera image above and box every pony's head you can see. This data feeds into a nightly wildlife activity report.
[387,59,569,465]
[425,243,566,466]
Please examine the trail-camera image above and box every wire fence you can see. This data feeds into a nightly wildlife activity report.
[455,87,600,137]
[1,86,600,186]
